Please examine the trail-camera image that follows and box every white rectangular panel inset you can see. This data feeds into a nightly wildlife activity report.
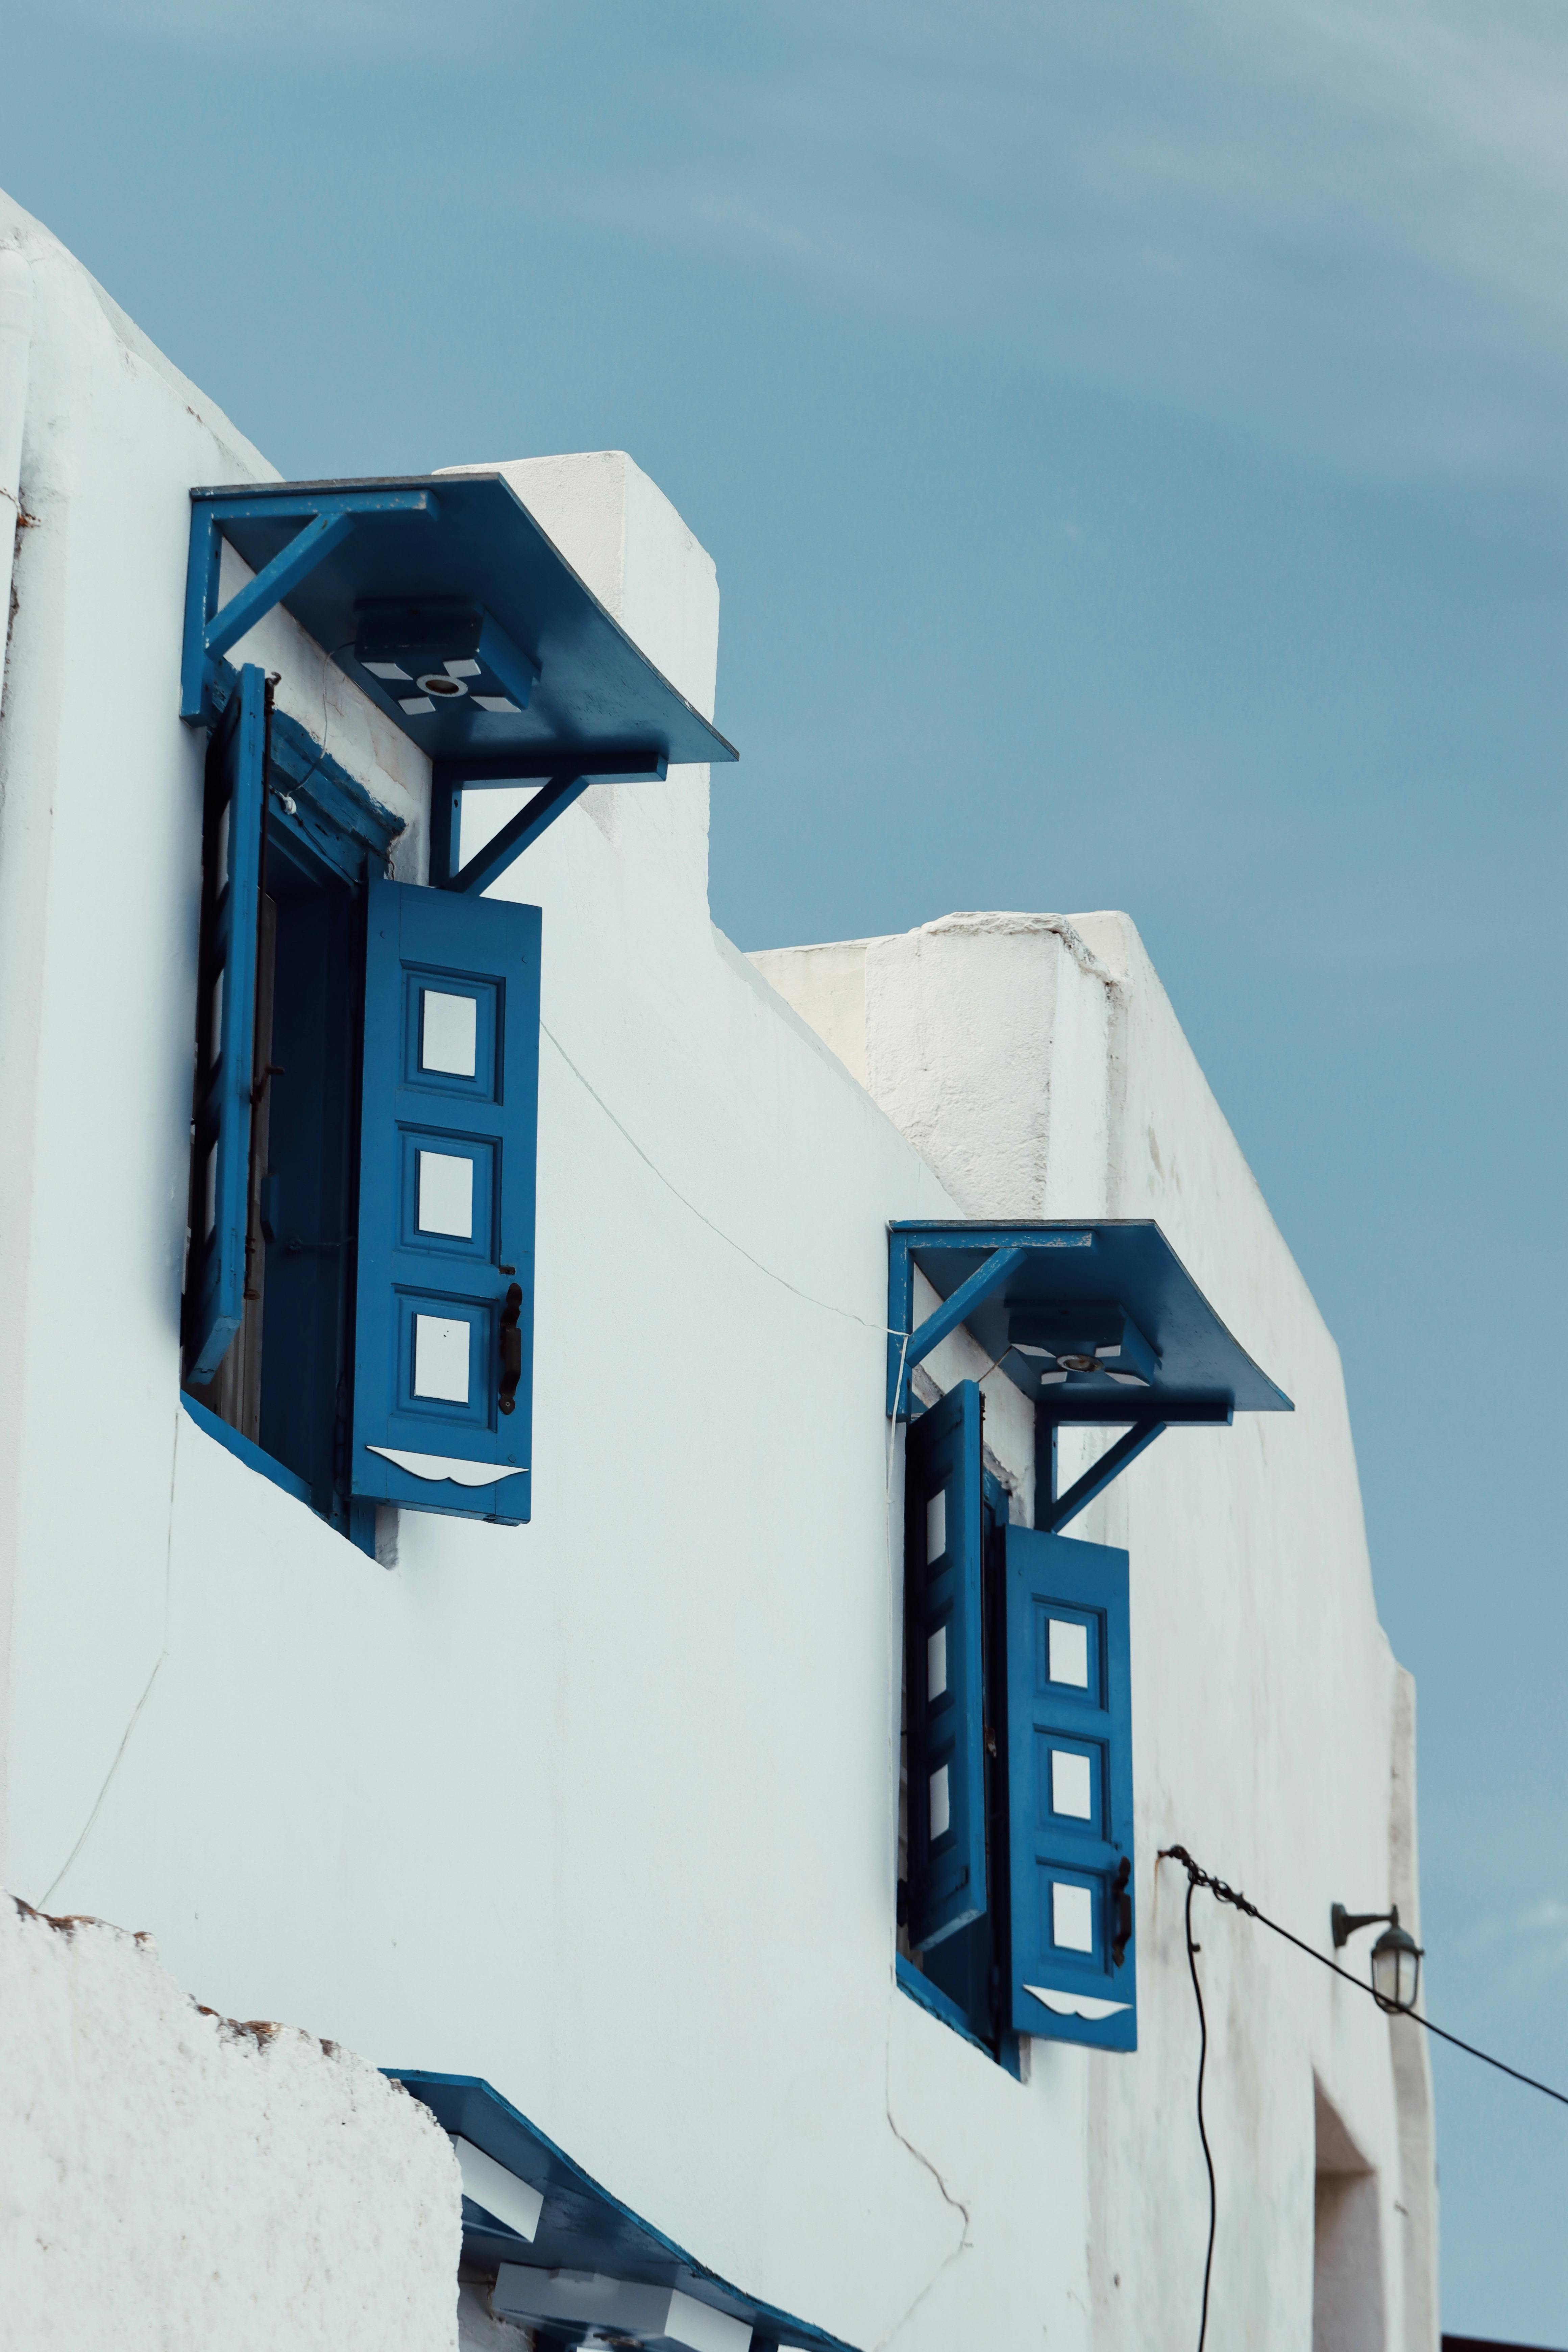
[1051,1749,1093,1820]
[1052,1881,1095,1953]
[451,2136,543,2241]
[1048,1617,1089,1688]
[492,2269,669,2334]
[927,1623,948,1702]
[421,989,478,1077]
[926,1487,947,1565]
[413,1314,471,1403]
[665,2286,754,2352]
[929,1763,951,1841]
[417,1149,474,1239]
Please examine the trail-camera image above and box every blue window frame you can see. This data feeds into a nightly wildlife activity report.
[899,1390,1137,2062]
[184,663,267,1386]
[181,665,539,1545]
[903,1381,987,1951]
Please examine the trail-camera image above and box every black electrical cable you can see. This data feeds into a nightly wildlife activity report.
[1182,1873,1217,2352]
[1162,1846,1568,2104]
[1159,1844,1568,2352]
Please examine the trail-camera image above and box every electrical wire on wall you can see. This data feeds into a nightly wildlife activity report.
[1157,1844,1568,2352]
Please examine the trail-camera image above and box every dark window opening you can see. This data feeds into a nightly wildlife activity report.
[897,1365,1138,2059]
[899,1419,1023,2077]
[183,715,372,1550]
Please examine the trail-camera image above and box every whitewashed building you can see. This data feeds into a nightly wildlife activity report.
[0,192,1438,2352]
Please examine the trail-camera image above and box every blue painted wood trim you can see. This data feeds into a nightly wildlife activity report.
[267,710,399,880]
[348,881,539,1523]
[906,1245,1028,1388]
[1043,1418,1168,1532]
[193,486,437,524]
[181,484,434,727]
[1002,1527,1138,2052]
[886,1236,1029,1417]
[206,661,404,878]
[204,511,358,664]
[904,1382,988,1949]
[445,774,589,895]
[180,1392,312,1506]
[895,1954,992,2053]
[185,667,267,1387]
[435,750,669,893]
[386,2071,862,2352]
[895,1956,1024,2080]
[436,748,667,789]
[474,609,540,708]
[181,503,223,721]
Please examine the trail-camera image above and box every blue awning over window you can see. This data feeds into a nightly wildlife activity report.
[388,2072,859,2352]
[185,473,737,778]
[889,1220,1292,1422]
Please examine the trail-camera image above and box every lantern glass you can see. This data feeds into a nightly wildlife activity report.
[1370,1924,1421,2013]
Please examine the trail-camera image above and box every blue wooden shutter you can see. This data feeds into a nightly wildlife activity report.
[1003,1526,1136,2050]
[186,663,267,1386]
[350,877,540,1525]
[905,1381,987,1949]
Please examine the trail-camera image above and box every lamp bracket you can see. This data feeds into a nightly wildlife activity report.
[1331,1901,1398,1949]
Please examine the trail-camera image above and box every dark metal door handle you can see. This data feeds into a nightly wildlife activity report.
[498,1282,523,1415]
[1111,1855,1133,1969]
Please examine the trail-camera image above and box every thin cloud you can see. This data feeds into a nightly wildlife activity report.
[535,0,1568,483]
[63,0,1568,484]
[1461,1895,1568,1995]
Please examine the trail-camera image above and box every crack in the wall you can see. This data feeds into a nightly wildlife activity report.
[877,2053,972,2348]
[35,1403,180,1909]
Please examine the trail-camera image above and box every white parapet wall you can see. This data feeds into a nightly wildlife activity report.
[0,1893,462,2352]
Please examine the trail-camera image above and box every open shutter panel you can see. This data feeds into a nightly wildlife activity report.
[350,876,540,1525]
[185,663,267,1386]
[904,1381,987,1950]
[1003,1525,1136,2051]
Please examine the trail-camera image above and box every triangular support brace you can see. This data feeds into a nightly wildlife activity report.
[181,486,437,729]
[429,750,668,895]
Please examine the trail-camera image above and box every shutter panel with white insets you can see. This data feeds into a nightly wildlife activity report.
[350,877,540,1524]
[185,663,267,1386]
[904,1380,986,1949]
[1003,1524,1136,2050]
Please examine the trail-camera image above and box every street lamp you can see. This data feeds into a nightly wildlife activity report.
[1331,1901,1423,2013]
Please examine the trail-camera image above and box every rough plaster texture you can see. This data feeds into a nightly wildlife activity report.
[0,183,1436,2352]
[0,244,33,716]
[0,1894,460,2350]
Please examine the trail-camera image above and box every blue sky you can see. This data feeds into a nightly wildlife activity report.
[7,0,1566,2333]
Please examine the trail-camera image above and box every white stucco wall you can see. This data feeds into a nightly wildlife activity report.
[0,184,1435,2352]
[756,914,1439,2352]
[0,1893,460,2350]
